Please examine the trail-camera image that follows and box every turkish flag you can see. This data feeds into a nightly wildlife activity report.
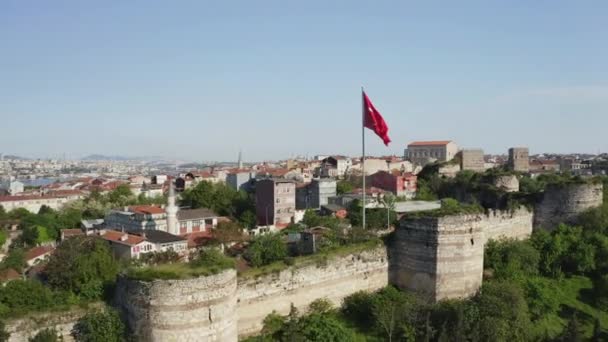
[363,91,391,146]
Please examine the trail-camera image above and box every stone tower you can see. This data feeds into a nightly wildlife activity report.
[508,147,529,172]
[166,182,179,235]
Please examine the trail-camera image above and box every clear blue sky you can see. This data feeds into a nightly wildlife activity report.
[1,1,607,161]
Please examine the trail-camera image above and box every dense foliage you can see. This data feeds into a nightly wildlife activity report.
[72,310,125,342]
[44,236,119,300]
[245,233,288,267]
[28,328,59,342]
[180,181,256,228]
[0,279,77,318]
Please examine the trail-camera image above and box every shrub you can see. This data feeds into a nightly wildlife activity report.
[72,310,125,342]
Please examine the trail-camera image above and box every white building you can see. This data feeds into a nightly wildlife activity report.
[0,180,24,195]
[0,190,85,213]
[405,141,458,166]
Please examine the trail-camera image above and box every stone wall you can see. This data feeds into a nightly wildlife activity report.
[534,182,603,229]
[494,175,519,192]
[236,246,388,337]
[115,269,238,342]
[391,208,533,301]
[5,304,105,342]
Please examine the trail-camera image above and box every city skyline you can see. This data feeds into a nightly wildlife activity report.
[2,1,607,160]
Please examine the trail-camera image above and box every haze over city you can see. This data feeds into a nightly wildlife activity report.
[2,1,607,161]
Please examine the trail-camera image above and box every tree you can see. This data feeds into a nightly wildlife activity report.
[106,185,135,207]
[484,238,540,281]
[592,317,603,342]
[298,313,354,342]
[342,291,374,328]
[245,233,287,267]
[0,321,9,342]
[1,249,26,272]
[336,181,354,195]
[260,311,285,340]
[525,277,560,320]
[238,210,256,229]
[308,298,333,314]
[213,221,246,247]
[0,280,58,314]
[72,310,125,342]
[475,280,531,342]
[29,328,59,342]
[371,286,414,342]
[45,237,119,299]
[379,193,396,229]
[561,314,582,342]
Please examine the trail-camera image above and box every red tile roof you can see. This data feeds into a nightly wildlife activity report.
[129,205,165,215]
[0,190,84,203]
[183,230,213,249]
[0,268,20,282]
[408,141,452,146]
[100,230,146,246]
[25,246,54,261]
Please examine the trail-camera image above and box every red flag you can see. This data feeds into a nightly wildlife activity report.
[362,91,391,146]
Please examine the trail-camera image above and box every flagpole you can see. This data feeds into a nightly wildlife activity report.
[361,86,366,230]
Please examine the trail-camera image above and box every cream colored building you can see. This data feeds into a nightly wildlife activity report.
[405,141,458,166]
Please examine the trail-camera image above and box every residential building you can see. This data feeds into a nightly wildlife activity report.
[176,208,219,235]
[0,190,85,213]
[405,141,458,166]
[255,178,296,227]
[508,147,530,172]
[99,229,187,259]
[368,170,417,199]
[0,180,24,195]
[295,178,337,210]
[104,205,168,232]
[226,170,256,192]
[320,156,352,178]
[459,149,485,172]
[25,246,54,267]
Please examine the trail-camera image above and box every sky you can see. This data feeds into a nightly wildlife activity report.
[1,1,607,162]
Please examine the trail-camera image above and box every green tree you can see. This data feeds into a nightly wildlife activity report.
[561,314,582,342]
[260,311,285,340]
[524,277,560,320]
[0,206,6,221]
[371,286,414,342]
[106,185,135,207]
[341,291,374,328]
[213,221,247,248]
[308,298,333,314]
[302,209,321,227]
[239,210,257,229]
[0,280,60,314]
[592,317,603,342]
[0,231,6,249]
[29,328,59,342]
[298,313,354,342]
[484,238,540,281]
[72,310,125,342]
[475,280,531,342]
[245,233,287,267]
[593,274,608,310]
[336,181,354,195]
[45,237,119,299]
[1,249,26,272]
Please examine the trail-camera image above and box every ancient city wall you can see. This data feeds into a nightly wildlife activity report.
[391,208,533,301]
[115,269,238,342]
[534,182,603,229]
[236,246,388,337]
[113,248,388,341]
[5,303,106,342]
[484,208,534,242]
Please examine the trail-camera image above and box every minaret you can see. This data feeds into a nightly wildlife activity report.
[166,182,179,235]
[238,149,243,169]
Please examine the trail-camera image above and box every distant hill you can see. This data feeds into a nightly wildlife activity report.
[81,154,164,161]
[1,154,28,160]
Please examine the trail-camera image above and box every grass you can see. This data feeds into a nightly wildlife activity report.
[126,262,231,281]
[126,249,235,281]
[238,239,383,279]
[532,276,608,339]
